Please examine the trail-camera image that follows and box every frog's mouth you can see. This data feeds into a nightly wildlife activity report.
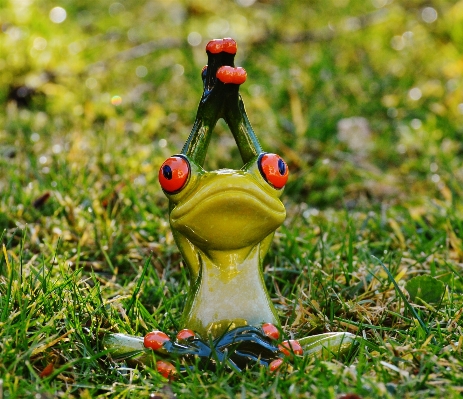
[170,172,286,251]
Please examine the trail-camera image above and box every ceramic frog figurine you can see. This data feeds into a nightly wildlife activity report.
[158,38,288,338]
[105,38,356,375]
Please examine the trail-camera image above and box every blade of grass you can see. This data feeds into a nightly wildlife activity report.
[1,244,14,322]
[126,254,152,316]
[371,255,436,345]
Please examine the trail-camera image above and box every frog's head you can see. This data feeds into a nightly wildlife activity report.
[159,152,288,252]
[158,38,289,283]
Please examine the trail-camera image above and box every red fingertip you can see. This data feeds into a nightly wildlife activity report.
[216,66,234,83]
[233,67,247,84]
[216,66,246,85]
[144,331,170,350]
[206,39,223,54]
[269,358,284,372]
[222,38,237,54]
[156,360,176,379]
[40,363,54,378]
[279,340,303,357]
[262,322,280,340]
[206,38,238,54]
[176,329,195,341]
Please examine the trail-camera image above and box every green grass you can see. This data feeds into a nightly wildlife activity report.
[1,0,463,397]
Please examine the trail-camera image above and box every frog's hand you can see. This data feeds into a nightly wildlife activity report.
[299,332,358,359]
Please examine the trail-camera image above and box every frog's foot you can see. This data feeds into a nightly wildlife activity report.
[103,326,358,377]
[182,37,244,165]
[202,38,238,93]
[202,38,247,89]
[206,38,238,54]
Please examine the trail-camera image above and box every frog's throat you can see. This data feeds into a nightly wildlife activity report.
[180,243,280,338]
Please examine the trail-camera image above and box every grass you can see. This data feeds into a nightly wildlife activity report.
[1,0,463,397]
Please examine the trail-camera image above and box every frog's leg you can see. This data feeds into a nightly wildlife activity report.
[299,331,357,359]
[181,39,239,166]
[208,64,264,164]
[181,38,262,166]
[224,85,263,164]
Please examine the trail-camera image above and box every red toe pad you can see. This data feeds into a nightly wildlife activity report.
[216,66,247,84]
[206,38,237,54]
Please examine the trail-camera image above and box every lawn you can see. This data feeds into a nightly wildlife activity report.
[1,0,463,398]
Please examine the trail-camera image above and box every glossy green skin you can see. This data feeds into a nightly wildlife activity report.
[166,157,285,338]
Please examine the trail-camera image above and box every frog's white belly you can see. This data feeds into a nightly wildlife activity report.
[184,245,278,336]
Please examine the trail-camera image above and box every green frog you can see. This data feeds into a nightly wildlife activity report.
[105,39,356,372]
[158,38,288,338]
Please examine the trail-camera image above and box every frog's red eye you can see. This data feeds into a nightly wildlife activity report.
[258,153,288,189]
[159,156,190,193]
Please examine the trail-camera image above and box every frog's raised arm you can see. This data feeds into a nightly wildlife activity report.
[181,39,236,166]
[181,38,263,166]
[222,78,263,163]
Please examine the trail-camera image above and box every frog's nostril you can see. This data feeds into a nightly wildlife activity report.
[278,159,286,175]
[163,165,173,180]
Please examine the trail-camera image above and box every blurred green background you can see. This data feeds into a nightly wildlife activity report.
[1,0,462,211]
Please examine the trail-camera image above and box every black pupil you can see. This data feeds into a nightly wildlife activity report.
[162,165,173,180]
[278,159,286,175]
